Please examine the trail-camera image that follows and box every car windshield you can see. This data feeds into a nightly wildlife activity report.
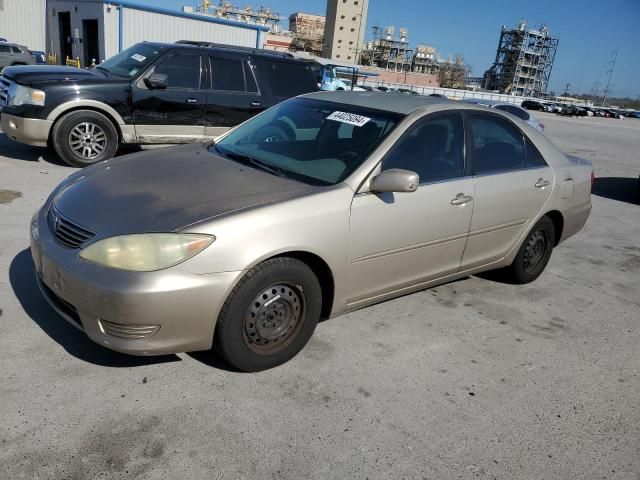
[97,43,163,78]
[211,98,403,186]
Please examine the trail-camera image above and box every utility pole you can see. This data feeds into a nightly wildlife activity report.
[563,82,571,97]
[601,50,618,107]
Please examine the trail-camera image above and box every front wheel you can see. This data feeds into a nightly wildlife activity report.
[52,110,119,167]
[505,216,555,284]
[214,257,322,372]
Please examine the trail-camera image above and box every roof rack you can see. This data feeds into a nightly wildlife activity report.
[175,40,294,59]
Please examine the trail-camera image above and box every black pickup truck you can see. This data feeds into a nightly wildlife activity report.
[0,41,318,167]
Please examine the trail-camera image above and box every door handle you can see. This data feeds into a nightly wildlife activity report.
[250,101,262,107]
[535,178,550,189]
[186,98,199,105]
[451,193,473,206]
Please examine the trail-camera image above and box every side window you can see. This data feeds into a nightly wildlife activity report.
[470,114,525,175]
[496,104,529,121]
[153,54,201,90]
[0,45,10,53]
[258,60,317,98]
[382,114,465,183]
[10,46,21,54]
[211,57,245,92]
[525,141,547,168]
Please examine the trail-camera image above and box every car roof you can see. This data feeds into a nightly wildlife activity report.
[299,91,449,114]
[143,41,297,61]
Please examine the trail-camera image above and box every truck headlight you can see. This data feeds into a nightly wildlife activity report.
[10,84,46,107]
[79,233,214,271]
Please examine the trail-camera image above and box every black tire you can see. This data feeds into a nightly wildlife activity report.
[214,257,322,372]
[51,109,119,167]
[505,216,555,284]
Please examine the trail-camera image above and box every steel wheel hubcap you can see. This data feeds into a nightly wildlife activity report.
[244,284,305,354]
[523,230,548,272]
[69,122,106,159]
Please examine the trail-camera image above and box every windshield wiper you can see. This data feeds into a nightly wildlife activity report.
[215,146,289,179]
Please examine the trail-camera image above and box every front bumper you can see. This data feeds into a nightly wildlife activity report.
[30,209,244,356]
[1,113,52,147]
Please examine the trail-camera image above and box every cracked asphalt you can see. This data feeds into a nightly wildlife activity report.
[1,112,639,479]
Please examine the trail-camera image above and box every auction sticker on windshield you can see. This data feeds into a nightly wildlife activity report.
[131,54,146,62]
[327,111,371,127]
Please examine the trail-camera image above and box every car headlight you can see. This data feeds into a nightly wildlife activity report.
[79,233,214,272]
[10,84,46,107]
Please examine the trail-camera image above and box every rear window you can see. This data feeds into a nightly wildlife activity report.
[255,59,317,99]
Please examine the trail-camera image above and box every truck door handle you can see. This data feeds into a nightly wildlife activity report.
[451,193,473,206]
[535,178,550,189]
[250,101,262,107]
[186,98,199,105]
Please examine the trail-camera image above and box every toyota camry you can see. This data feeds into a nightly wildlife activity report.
[30,92,593,371]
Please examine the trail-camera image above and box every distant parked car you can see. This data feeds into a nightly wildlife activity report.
[0,41,36,68]
[521,100,547,111]
[29,50,46,64]
[429,93,448,99]
[376,86,392,93]
[0,37,7,42]
[359,85,375,91]
[626,111,640,119]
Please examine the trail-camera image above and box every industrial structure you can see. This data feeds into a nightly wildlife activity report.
[322,0,369,62]
[483,20,559,97]
[288,12,325,56]
[360,26,413,72]
[192,1,281,30]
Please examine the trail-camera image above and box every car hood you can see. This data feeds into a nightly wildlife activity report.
[51,143,319,236]
[1,65,116,86]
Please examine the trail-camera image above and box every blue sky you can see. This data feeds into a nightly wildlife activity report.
[150,0,639,98]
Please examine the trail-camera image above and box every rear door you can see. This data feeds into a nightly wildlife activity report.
[460,112,553,269]
[204,53,263,139]
[131,50,206,143]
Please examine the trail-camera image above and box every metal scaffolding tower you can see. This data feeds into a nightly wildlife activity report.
[484,20,558,97]
[361,26,413,72]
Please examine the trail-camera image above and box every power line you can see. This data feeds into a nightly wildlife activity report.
[601,50,618,107]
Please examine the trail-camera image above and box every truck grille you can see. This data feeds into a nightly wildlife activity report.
[47,205,96,249]
[0,77,11,107]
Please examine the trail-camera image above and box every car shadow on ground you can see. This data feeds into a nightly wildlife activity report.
[9,249,181,367]
[592,176,640,206]
[0,133,141,165]
[0,133,67,165]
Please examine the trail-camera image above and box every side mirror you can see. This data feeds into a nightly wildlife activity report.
[144,72,168,90]
[370,169,419,193]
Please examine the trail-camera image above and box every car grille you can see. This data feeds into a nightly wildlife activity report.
[0,77,11,107]
[47,205,96,249]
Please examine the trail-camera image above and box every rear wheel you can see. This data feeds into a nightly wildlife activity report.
[505,216,555,284]
[52,110,119,167]
[214,257,322,372]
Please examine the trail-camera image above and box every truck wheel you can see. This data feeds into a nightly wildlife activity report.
[214,257,322,372]
[52,110,119,167]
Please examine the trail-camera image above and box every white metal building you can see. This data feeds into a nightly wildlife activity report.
[0,0,47,50]
[2,0,270,65]
[46,0,269,66]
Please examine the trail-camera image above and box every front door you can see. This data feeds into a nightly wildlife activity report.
[58,11,72,64]
[82,19,99,66]
[204,54,264,139]
[461,113,554,269]
[132,51,206,143]
[348,113,474,305]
